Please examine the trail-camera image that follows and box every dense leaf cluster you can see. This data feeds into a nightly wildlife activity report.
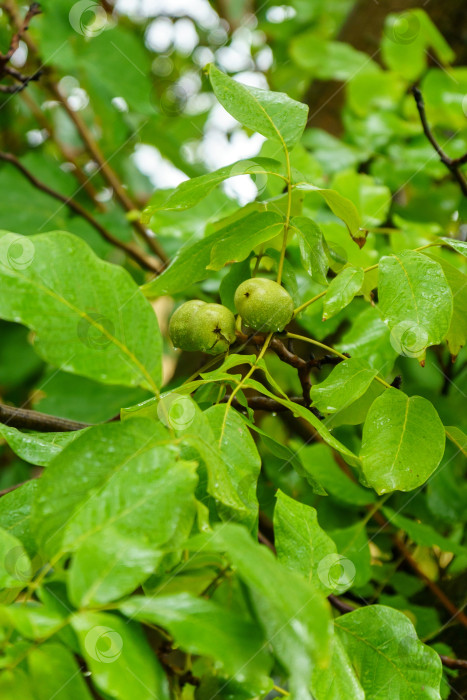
[0,2,466,699]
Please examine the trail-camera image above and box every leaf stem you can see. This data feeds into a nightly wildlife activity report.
[293,242,443,316]
[273,685,290,696]
[0,151,162,273]
[285,332,392,389]
[218,332,273,444]
[276,148,292,285]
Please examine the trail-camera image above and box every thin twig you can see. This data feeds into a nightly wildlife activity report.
[225,395,306,412]
[1,1,167,266]
[439,655,467,671]
[0,478,38,497]
[1,2,41,62]
[20,90,107,212]
[0,403,89,432]
[0,3,42,92]
[0,151,161,273]
[236,331,340,405]
[46,78,168,263]
[411,86,467,197]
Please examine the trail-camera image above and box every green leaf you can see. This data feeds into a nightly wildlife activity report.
[382,507,467,557]
[255,428,327,495]
[336,605,442,699]
[300,444,375,506]
[322,266,364,320]
[0,669,35,700]
[332,171,392,228]
[244,377,360,466]
[61,449,197,555]
[327,381,385,428]
[0,424,86,467]
[310,359,377,413]
[209,64,308,150]
[143,157,282,217]
[0,527,31,588]
[440,238,467,257]
[219,258,252,313]
[0,481,38,556]
[291,35,377,80]
[120,593,271,691]
[204,405,261,530]
[312,635,364,700]
[330,523,371,588]
[296,184,362,242]
[360,388,446,494]
[28,642,93,700]
[207,523,332,699]
[428,256,467,358]
[445,426,467,456]
[208,212,284,271]
[180,405,254,524]
[142,211,283,297]
[3,601,65,639]
[291,216,329,285]
[382,9,454,80]
[378,251,453,360]
[68,529,163,607]
[274,490,336,590]
[72,611,170,700]
[31,419,174,557]
[337,306,397,373]
[0,231,162,392]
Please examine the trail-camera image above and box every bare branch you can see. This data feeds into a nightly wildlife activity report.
[412,86,467,197]
[0,403,89,432]
[0,3,42,92]
[0,151,161,273]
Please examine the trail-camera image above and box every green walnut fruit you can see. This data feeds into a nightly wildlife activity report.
[169,300,206,351]
[169,301,236,355]
[234,277,294,332]
[193,303,236,354]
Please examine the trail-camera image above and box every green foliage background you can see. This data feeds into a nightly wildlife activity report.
[0,1,466,698]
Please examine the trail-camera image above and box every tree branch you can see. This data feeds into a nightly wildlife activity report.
[225,395,306,412]
[0,403,89,432]
[0,478,38,497]
[1,1,168,267]
[0,151,161,273]
[20,89,107,212]
[0,3,42,92]
[46,78,168,264]
[412,86,467,197]
[236,331,340,406]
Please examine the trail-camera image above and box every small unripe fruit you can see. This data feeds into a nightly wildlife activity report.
[169,300,206,351]
[234,277,294,332]
[169,301,236,355]
[194,303,236,354]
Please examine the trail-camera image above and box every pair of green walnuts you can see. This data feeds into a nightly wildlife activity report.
[169,278,294,355]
